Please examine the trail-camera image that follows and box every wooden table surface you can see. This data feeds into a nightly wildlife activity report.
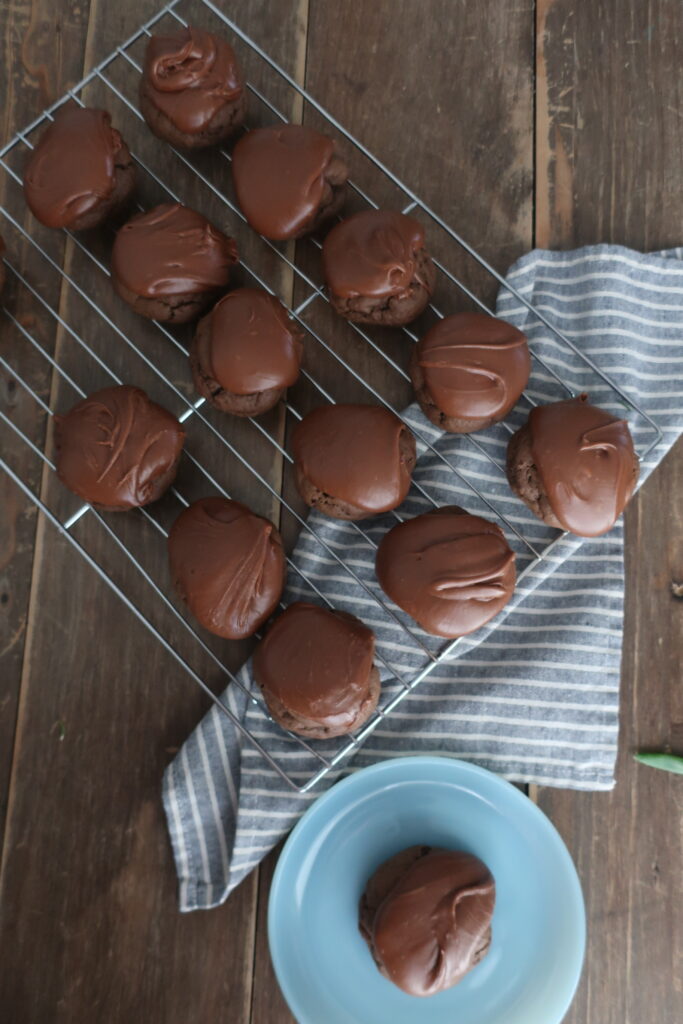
[1,2,682,1022]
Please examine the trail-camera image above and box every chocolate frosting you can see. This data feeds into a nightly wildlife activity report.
[55,385,184,508]
[143,26,243,133]
[530,394,638,536]
[232,125,340,240]
[417,311,531,420]
[367,847,495,997]
[376,506,516,637]
[253,602,375,730]
[168,497,285,639]
[292,404,414,513]
[112,203,237,298]
[322,210,428,299]
[197,287,303,394]
[23,106,125,228]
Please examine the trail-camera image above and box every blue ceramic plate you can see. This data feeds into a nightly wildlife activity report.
[268,756,585,1024]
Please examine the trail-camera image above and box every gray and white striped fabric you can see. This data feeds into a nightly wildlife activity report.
[163,245,683,911]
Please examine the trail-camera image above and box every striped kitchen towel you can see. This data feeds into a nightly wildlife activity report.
[163,244,683,911]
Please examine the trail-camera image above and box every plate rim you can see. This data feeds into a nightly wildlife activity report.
[268,755,586,1024]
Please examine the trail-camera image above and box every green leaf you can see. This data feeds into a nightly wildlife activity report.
[634,752,683,775]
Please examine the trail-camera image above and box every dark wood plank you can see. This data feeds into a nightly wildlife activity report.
[250,1,536,1019]
[0,2,306,1023]
[0,0,95,842]
[535,2,683,1022]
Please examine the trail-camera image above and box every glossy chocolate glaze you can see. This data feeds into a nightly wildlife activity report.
[142,26,243,133]
[23,106,126,228]
[168,496,285,640]
[361,847,495,997]
[417,311,530,421]
[195,287,303,394]
[292,404,414,514]
[232,124,346,240]
[253,602,376,733]
[322,209,428,299]
[112,203,237,298]
[54,385,184,509]
[529,394,638,536]
[376,506,516,637]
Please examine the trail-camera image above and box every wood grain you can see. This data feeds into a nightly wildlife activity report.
[1,2,682,1023]
[0,2,304,1023]
[535,2,683,1022]
[0,0,94,843]
[251,2,536,1020]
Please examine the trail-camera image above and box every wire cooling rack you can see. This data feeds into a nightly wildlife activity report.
[0,0,662,792]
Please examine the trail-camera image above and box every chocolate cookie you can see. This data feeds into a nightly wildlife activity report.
[23,105,135,230]
[140,25,246,148]
[359,846,495,997]
[291,404,416,520]
[54,385,184,510]
[322,209,436,326]
[410,311,531,432]
[376,505,516,638]
[506,393,639,537]
[168,496,285,640]
[111,203,237,323]
[253,602,380,739]
[190,287,303,416]
[231,124,348,240]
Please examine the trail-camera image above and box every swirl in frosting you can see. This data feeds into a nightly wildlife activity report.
[23,106,125,228]
[360,847,496,997]
[529,394,639,536]
[322,210,428,299]
[143,26,243,133]
[55,385,184,508]
[168,497,285,639]
[417,311,531,421]
[376,505,516,637]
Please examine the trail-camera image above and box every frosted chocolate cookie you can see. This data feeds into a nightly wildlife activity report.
[111,203,237,323]
[322,210,436,326]
[411,311,531,432]
[232,124,348,240]
[359,846,495,997]
[291,404,416,520]
[376,505,516,638]
[23,105,135,230]
[140,25,245,148]
[253,602,380,739]
[190,287,303,415]
[168,496,286,640]
[54,385,184,510]
[506,394,639,537]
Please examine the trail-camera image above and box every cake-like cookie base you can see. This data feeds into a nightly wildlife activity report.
[113,276,222,324]
[506,421,563,528]
[507,419,640,532]
[139,82,247,150]
[260,664,381,739]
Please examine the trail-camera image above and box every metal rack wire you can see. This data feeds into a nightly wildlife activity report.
[0,0,662,792]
